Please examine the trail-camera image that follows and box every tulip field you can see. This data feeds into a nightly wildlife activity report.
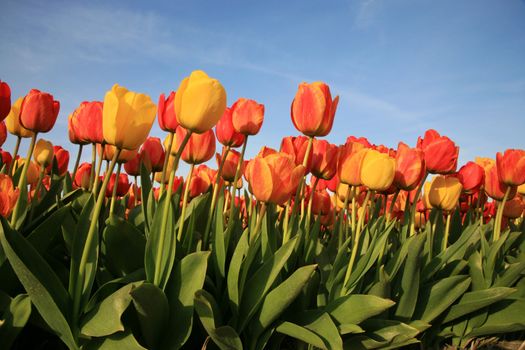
[0,73,524,350]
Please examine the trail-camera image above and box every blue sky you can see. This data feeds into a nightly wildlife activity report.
[1,0,524,172]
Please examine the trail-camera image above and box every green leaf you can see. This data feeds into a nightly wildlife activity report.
[80,282,139,337]
[26,205,71,254]
[0,294,32,350]
[301,312,343,350]
[0,218,78,350]
[130,282,169,349]
[84,329,147,350]
[466,299,525,338]
[140,163,153,234]
[326,294,396,326]
[276,321,326,349]
[442,287,516,324]
[238,236,298,332]
[345,319,420,350]
[413,275,471,323]
[227,229,250,318]
[493,261,525,288]
[162,251,210,350]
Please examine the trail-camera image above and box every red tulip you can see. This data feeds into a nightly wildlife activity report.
[174,126,216,165]
[496,149,525,186]
[158,91,179,133]
[106,173,131,197]
[140,137,165,172]
[484,165,516,201]
[457,161,485,194]
[310,139,338,180]
[0,81,11,121]
[394,142,425,191]
[311,189,332,215]
[216,107,245,147]
[124,152,141,176]
[69,101,103,144]
[0,121,6,147]
[46,145,69,176]
[189,165,214,198]
[346,136,372,148]
[0,149,12,169]
[231,98,265,136]
[74,163,92,190]
[19,89,60,133]
[417,129,458,174]
[0,174,19,217]
[217,149,242,182]
[280,136,313,172]
[291,82,339,137]
[502,196,525,218]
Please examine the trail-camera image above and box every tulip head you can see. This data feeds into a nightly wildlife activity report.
[174,70,227,134]
[484,164,517,201]
[14,158,40,186]
[457,161,485,194]
[0,121,6,147]
[158,91,179,133]
[338,141,368,186]
[33,139,54,168]
[394,142,425,191]
[310,139,338,180]
[428,175,463,212]
[502,197,525,219]
[217,149,242,182]
[417,129,459,174]
[496,149,525,186]
[124,152,141,177]
[19,89,60,133]
[103,84,157,150]
[106,173,131,197]
[47,145,70,176]
[231,98,265,136]
[216,107,245,148]
[0,174,19,217]
[280,135,313,172]
[74,163,92,190]
[291,82,339,137]
[0,150,13,170]
[0,81,11,121]
[140,137,165,172]
[174,126,216,165]
[69,101,104,144]
[5,97,34,138]
[360,149,396,192]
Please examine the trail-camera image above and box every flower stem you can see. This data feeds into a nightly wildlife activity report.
[88,144,96,191]
[11,133,37,226]
[109,163,122,216]
[159,132,174,197]
[92,143,105,195]
[442,211,451,251]
[338,185,350,248]
[71,144,83,182]
[8,136,21,176]
[228,136,248,223]
[409,172,428,237]
[494,186,511,241]
[177,164,194,241]
[306,176,320,238]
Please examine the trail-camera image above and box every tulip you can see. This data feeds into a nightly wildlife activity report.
[502,197,525,219]
[245,152,305,205]
[417,129,459,174]
[74,163,92,190]
[457,161,485,194]
[189,165,214,198]
[291,82,339,137]
[103,84,157,150]
[310,139,338,180]
[173,126,215,165]
[428,175,463,212]
[140,137,165,172]
[158,91,179,133]
[47,145,70,176]
[484,165,517,201]
[311,189,332,215]
[33,139,54,168]
[496,149,525,186]
[346,136,372,148]
[124,152,141,177]
[5,97,34,138]
[0,174,19,217]
[217,149,243,182]
[174,70,227,134]
[0,121,6,147]
[360,149,396,192]
[216,107,245,147]
[338,141,368,186]
[0,150,12,169]
[231,98,265,136]
[518,183,525,196]
[101,144,138,164]
[280,136,313,172]
[394,142,425,191]
[106,173,131,197]
[422,181,433,210]
[19,89,60,133]
[0,81,11,121]
[14,158,40,186]
[69,101,104,144]
[475,157,495,172]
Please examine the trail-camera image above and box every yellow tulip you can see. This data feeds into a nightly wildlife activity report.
[14,158,40,186]
[5,97,34,138]
[103,84,157,150]
[518,183,525,195]
[422,181,433,209]
[174,70,227,134]
[33,139,54,167]
[428,175,463,212]
[360,149,396,191]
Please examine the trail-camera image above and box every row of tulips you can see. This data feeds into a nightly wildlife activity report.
[0,74,524,350]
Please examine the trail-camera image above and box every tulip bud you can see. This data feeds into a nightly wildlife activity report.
[496,149,525,186]
[5,97,34,138]
[231,98,265,136]
[518,183,525,196]
[311,189,332,215]
[19,89,60,133]
[360,149,396,192]
[310,139,338,180]
[417,129,459,174]
[188,165,214,198]
[74,163,92,190]
[174,70,227,134]
[394,142,425,191]
[103,84,156,150]
[33,139,54,167]
[0,81,11,121]
[428,175,463,212]
[346,136,372,148]
[0,174,19,217]
[291,82,339,137]
[158,91,179,133]
[457,161,485,194]
[174,126,216,165]
[216,107,245,147]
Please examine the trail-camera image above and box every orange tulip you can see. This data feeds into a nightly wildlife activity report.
[68,101,104,144]
[158,91,179,133]
[310,189,332,215]
[14,158,39,186]
[140,137,165,172]
[0,150,12,169]
[496,149,525,186]
[74,163,92,190]
[417,129,458,174]
[101,144,138,164]
[484,164,517,201]
[188,164,214,198]
[502,196,524,219]
[0,174,19,217]
[217,149,242,182]
[338,141,368,186]
[0,81,11,121]
[245,152,304,205]
[46,145,69,176]
[216,107,245,147]
[173,126,216,165]
[457,161,485,194]
[346,136,372,148]
[231,98,265,136]
[394,142,425,191]
[19,89,60,133]
[291,82,339,137]
[310,139,338,180]
[280,135,313,172]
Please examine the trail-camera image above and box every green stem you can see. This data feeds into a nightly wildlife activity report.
[290,136,314,226]
[28,165,46,223]
[251,202,267,243]
[409,172,428,237]
[494,186,512,241]
[228,136,248,224]
[10,133,37,226]
[159,132,174,197]
[442,212,451,251]
[72,147,121,329]
[306,177,320,238]
[109,163,122,216]
[282,199,291,244]
[88,144,96,191]
[71,144,83,182]
[177,164,194,241]
[153,130,192,287]
[8,136,21,176]
[387,189,400,223]
[351,186,357,237]
[338,185,351,248]
[92,143,105,195]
